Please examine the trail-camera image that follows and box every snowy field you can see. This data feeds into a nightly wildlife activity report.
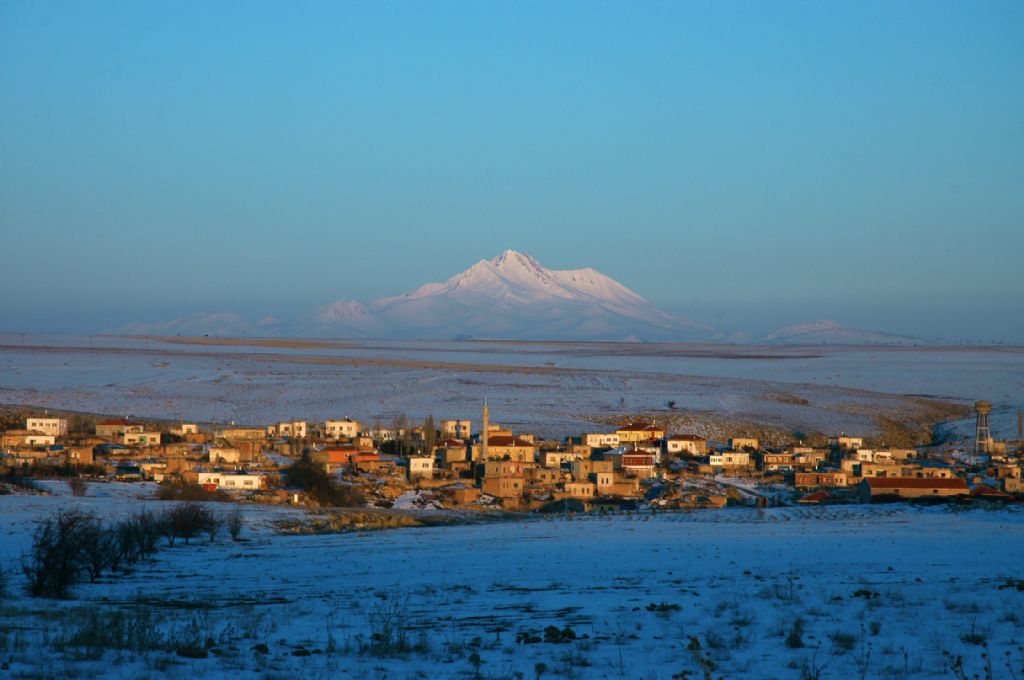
[3,335,1022,440]
[2,484,1023,679]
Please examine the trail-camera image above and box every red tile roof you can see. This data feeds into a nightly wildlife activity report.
[970,484,1009,497]
[865,477,967,490]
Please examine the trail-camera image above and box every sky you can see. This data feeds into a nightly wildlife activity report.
[1,1,1022,341]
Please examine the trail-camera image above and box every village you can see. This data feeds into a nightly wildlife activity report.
[2,400,1022,512]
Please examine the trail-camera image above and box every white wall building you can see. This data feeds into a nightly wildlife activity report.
[709,451,751,468]
[26,418,68,437]
[407,456,434,481]
[197,471,265,490]
[584,433,621,448]
[325,418,360,440]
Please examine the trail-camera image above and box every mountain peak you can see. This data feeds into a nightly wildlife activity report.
[490,249,539,268]
[346,251,712,340]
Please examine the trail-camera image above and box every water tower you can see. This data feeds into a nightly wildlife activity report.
[974,401,992,455]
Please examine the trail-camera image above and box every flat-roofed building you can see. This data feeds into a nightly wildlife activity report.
[665,435,707,456]
[325,418,360,440]
[584,432,620,448]
[407,456,434,481]
[26,418,68,437]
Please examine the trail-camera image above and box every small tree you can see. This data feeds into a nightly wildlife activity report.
[161,503,213,546]
[78,517,118,582]
[422,415,437,454]
[284,454,365,507]
[204,511,224,542]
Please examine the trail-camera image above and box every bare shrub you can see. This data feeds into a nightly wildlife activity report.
[829,631,857,653]
[362,596,413,656]
[68,478,87,497]
[68,604,165,654]
[22,509,96,598]
[116,509,163,563]
[157,481,228,502]
[786,617,805,649]
[228,506,245,541]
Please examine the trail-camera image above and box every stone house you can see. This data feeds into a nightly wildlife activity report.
[859,477,968,501]
[729,437,759,451]
[564,481,597,499]
[482,435,536,462]
[616,423,665,443]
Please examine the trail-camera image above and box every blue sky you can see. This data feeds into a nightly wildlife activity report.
[1,1,1022,341]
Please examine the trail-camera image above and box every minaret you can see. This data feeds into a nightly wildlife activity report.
[481,398,490,462]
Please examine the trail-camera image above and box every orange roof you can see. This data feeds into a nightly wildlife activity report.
[488,436,534,447]
[668,434,705,441]
[970,485,1009,497]
[351,452,380,462]
[866,477,967,490]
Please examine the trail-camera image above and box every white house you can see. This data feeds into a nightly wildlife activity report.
[26,418,68,437]
[709,451,751,468]
[666,435,707,456]
[197,471,265,490]
[325,418,360,440]
[407,456,434,481]
[584,433,620,448]
[269,421,308,438]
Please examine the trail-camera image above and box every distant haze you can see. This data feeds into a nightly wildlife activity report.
[1,2,1022,342]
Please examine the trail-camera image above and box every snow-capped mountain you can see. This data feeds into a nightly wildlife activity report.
[762,320,927,346]
[118,251,711,341]
[302,250,714,341]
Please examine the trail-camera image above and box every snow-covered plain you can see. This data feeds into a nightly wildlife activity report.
[3,335,1021,440]
[1,484,1023,679]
